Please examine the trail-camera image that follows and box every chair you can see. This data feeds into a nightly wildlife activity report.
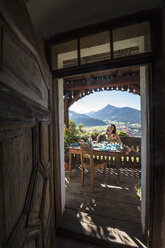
[80,143,107,193]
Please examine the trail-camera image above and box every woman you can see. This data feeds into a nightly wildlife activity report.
[97,124,135,154]
[97,124,121,143]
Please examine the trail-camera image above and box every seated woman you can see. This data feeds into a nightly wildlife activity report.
[97,124,135,154]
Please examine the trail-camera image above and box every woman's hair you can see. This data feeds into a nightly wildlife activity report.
[111,124,116,134]
[107,124,116,134]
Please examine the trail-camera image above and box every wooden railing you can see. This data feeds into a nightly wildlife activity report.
[120,136,141,152]
[119,136,141,168]
[71,137,141,169]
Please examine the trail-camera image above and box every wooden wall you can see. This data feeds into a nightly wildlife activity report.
[151,7,165,248]
[0,0,56,247]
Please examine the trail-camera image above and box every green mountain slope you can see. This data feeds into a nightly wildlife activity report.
[86,104,141,123]
[69,111,106,126]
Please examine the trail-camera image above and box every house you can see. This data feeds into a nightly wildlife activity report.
[0,0,165,247]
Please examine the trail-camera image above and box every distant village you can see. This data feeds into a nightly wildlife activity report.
[114,122,141,137]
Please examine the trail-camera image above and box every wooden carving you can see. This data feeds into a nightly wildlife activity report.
[40,122,50,167]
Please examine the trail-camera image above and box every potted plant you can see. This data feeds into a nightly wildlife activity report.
[134,180,142,212]
[91,130,101,141]
[81,133,88,142]
[77,123,85,142]
[64,119,78,171]
[117,130,128,137]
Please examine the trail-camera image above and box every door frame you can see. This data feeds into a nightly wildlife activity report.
[49,10,161,245]
[54,62,154,238]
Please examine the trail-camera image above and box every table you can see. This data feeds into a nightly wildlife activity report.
[69,146,125,185]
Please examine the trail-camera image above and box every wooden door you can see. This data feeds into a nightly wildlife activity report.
[0,4,55,248]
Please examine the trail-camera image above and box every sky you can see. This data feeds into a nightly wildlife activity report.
[69,90,141,113]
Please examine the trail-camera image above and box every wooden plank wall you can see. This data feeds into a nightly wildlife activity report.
[151,8,165,248]
[0,1,56,247]
[52,79,62,226]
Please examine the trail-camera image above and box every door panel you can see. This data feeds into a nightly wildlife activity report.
[24,239,37,248]
[40,122,50,168]
[2,16,49,108]
[0,128,33,245]
[0,4,55,247]
[28,170,45,223]
[42,179,53,247]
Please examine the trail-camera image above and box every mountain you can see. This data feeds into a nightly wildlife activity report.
[86,104,141,123]
[86,111,96,115]
[69,110,106,126]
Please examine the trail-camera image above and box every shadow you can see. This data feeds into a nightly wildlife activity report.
[62,164,146,248]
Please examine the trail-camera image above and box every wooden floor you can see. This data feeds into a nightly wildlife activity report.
[55,235,109,248]
[58,164,146,248]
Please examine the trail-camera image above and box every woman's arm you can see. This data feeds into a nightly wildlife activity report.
[113,133,121,143]
[97,132,106,142]
[117,134,121,143]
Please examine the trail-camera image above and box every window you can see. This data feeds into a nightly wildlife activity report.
[80,31,111,64]
[51,39,78,69]
[113,22,151,58]
[51,22,152,70]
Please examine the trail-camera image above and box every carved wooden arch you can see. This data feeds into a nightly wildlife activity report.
[64,68,140,126]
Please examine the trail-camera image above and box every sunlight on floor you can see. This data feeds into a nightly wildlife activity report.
[135,237,147,248]
[63,166,145,248]
[77,211,93,223]
[65,177,69,184]
[74,208,143,247]
[79,202,95,211]
[100,184,123,189]
[79,219,138,246]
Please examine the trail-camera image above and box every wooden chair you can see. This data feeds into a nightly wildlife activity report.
[80,143,107,193]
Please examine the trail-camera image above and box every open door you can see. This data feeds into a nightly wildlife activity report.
[0,2,55,248]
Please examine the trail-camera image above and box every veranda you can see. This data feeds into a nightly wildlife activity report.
[58,136,145,248]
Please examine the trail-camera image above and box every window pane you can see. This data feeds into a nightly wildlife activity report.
[113,22,151,58]
[51,40,78,69]
[80,31,110,64]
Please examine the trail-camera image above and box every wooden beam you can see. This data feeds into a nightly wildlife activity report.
[110,29,114,59]
[65,75,139,91]
[64,67,139,81]
[77,37,81,66]
[64,93,69,127]
[129,85,140,95]
[52,80,62,225]
[52,53,154,78]
[68,89,85,107]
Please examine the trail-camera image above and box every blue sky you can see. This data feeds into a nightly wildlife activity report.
[69,90,141,113]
